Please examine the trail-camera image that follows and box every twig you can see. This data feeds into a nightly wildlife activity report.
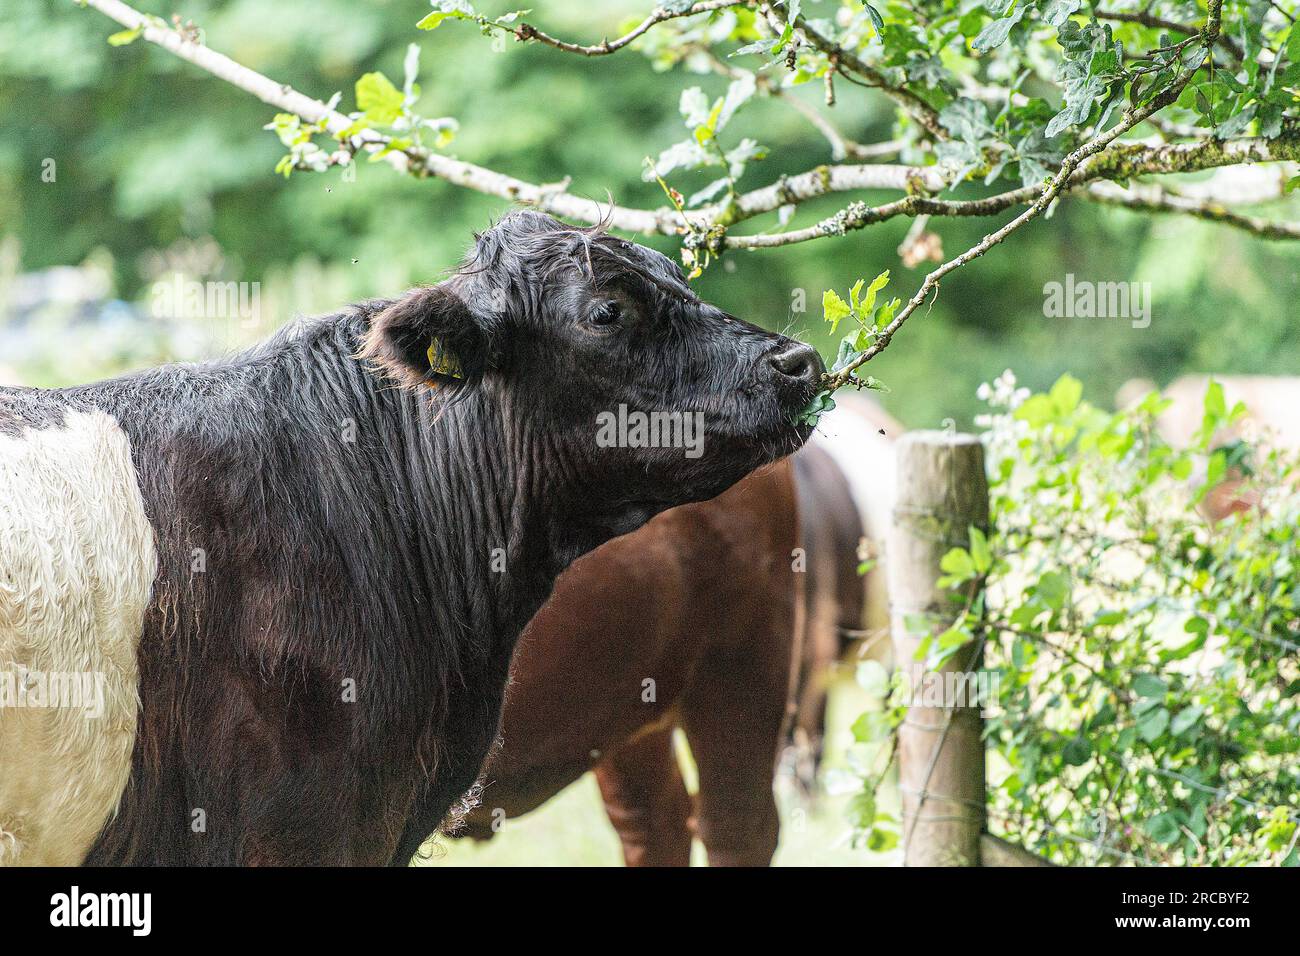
[764,1,947,140]
[1266,0,1297,24]
[699,47,900,162]
[503,1,746,57]
[1096,8,1246,63]
[723,189,1034,248]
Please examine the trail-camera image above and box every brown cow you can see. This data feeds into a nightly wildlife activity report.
[456,459,799,866]
[453,395,898,865]
[1118,375,1300,521]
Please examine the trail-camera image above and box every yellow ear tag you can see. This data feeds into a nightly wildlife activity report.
[427,338,464,380]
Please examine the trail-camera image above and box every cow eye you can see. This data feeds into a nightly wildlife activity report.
[587,301,623,329]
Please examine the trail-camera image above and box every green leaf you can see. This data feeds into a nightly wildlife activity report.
[693,100,724,143]
[968,526,992,574]
[851,710,889,743]
[957,9,985,38]
[823,289,853,331]
[859,270,890,318]
[1049,373,1082,415]
[1088,48,1119,78]
[1137,706,1170,742]
[864,4,884,37]
[416,12,455,29]
[355,72,405,125]
[730,38,776,57]
[715,73,756,133]
[1035,571,1069,611]
[847,790,877,829]
[1144,811,1182,845]
[848,278,865,312]
[866,826,899,851]
[936,627,972,650]
[1171,705,1203,737]
[856,660,889,697]
[772,21,795,54]
[1087,703,1116,731]
[1040,0,1081,27]
[1203,449,1227,492]
[1204,378,1226,420]
[972,8,1024,54]
[940,547,976,579]
[1062,736,1092,766]
[832,335,865,374]
[416,0,476,30]
[797,390,836,427]
[107,28,142,46]
[1133,674,1168,698]
[1014,394,1055,428]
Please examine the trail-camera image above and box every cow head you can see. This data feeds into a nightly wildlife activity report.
[362,210,821,546]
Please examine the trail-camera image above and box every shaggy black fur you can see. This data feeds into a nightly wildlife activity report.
[0,212,821,865]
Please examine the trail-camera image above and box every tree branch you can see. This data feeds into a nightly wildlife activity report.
[822,1,1227,389]
[502,1,746,56]
[724,162,946,225]
[1087,133,1300,179]
[723,187,1043,249]
[80,0,1300,264]
[80,0,685,234]
[1084,181,1300,240]
[697,46,901,162]
[722,125,1300,250]
[763,1,947,140]
[1096,8,1245,63]
[80,0,948,239]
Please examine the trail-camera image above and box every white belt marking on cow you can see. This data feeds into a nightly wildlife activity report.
[0,409,157,865]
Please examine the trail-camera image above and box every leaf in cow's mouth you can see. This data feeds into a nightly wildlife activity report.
[797,390,836,428]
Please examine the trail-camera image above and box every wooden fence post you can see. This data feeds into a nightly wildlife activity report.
[888,431,988,867]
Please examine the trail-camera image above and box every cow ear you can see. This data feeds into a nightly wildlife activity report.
[360,285,489,388]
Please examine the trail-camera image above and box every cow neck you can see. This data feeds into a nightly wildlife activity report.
[393,381,560,653]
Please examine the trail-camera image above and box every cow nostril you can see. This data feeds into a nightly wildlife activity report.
[768,343,824,386]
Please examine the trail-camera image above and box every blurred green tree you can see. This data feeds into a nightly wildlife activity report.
[3,0,1300,425]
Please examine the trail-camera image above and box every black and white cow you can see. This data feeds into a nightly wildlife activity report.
[0,212,821,865]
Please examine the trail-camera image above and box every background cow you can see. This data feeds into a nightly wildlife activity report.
[457,460,800,866]
[453,395,897,865]
[0,211,822,866]
[1117,375,1300,521]
[790,397,901,782]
